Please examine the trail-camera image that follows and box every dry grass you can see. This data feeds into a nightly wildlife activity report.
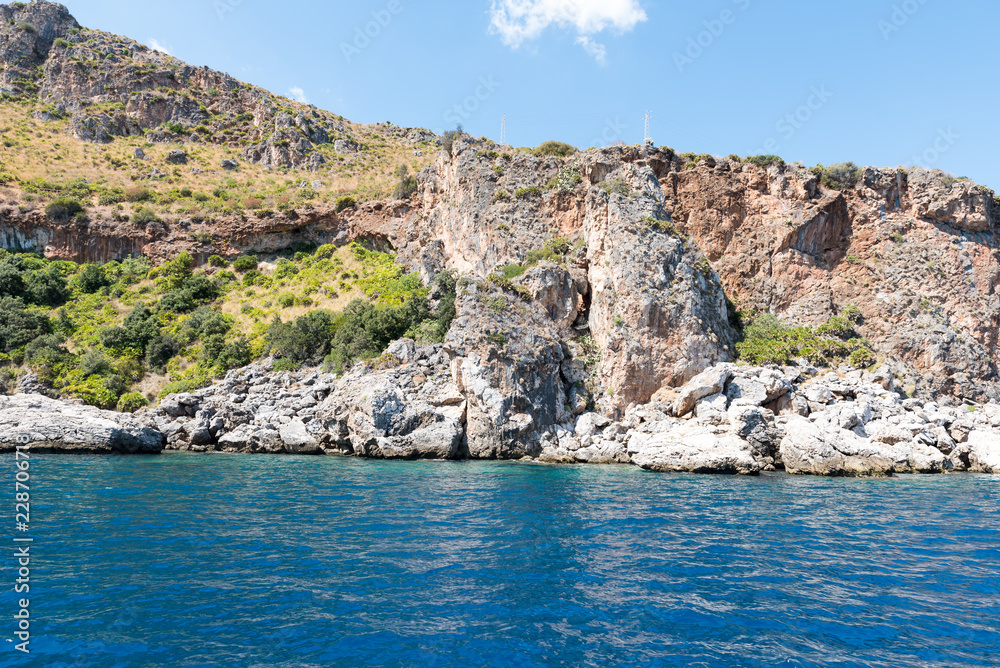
[0,100,437,208]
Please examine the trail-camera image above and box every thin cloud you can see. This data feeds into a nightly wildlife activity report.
[148,38,172,55]
[289,87,309,104]
[490,0,647,51]
[575,36,607,65]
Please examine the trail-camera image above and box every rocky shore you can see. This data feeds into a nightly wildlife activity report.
[5,342,998,477]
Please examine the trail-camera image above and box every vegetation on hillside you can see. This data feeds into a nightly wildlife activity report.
[0,244,456,410]
[736,312,876,368]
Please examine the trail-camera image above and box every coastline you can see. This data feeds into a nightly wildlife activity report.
[5,341,1000,477]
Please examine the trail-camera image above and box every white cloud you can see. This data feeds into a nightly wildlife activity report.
[489,0,647,52]
[289,87,309,104]
[148,38,172,55]
[575,36,607,65]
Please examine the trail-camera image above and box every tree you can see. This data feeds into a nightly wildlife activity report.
[0,297,51,352]
[75,263,110,293]
[0,262,24,297]
[100,305,159,352]
[24,265,69,306]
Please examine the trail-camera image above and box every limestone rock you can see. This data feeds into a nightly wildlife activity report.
[0,394,163,454]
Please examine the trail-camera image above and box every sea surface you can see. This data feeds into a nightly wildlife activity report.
[0,454,998,667]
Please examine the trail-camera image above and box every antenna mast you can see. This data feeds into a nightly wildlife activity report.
[501,113,506,145]
[643,110,653,146]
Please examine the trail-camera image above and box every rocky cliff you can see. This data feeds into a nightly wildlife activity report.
[4,2,1000,476]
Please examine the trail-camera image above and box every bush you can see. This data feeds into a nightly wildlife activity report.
[315,244,336,259]
[79,348,112,377]
[534,141,576,158]
[841,303,862,324]
[267,310,339,365]
[335,195,357,212]
[745,155,785,169]
[131,205,160,225]
[99,305,159,352]
[525,237,573,267]
[514,186,541,199]
[75,263,110,293]
[0,261,24,297]
[24,333,69,368]
[811,162,861,191]
[442,127,462,157]
[232,255,258,273]
[393,175,419,200]
[98,188,124,206]
[207,254,227,268]
[736,313,873,368]
[116,392,149,413]
[179,187,193,198]
[124,185,153,202]
[277,293,295,308]
[0,297,50,352]
[217,337,252,371]
[45,197,84,221]
[24,266,68,306]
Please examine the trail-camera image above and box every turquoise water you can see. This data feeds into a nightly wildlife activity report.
[1,454,998,667]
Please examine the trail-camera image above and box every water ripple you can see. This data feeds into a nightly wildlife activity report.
[0,455,997,667]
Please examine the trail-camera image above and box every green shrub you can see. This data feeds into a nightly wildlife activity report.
[736,313,873,368]
[75,263,110,293]
[546,166,582,191]
[99,305,159,352]
[131,205,160,225]
[79,348,112,377]
[45,197,84,221]
[314,244,336,259]
[207,254,227,268]
[217,337,252,371]
[525,237,573,267]
[514,186,541,199]
[811,162,861,191]
[232,255,258,273]
[268,310,339,365]
[24,266,68,306]
[745,155,785,169]
[0,296,50,352]
[179,187,193,198]
[277,293,295,308]
[98,188,124,205]
[534,141,575,158]
[393,175,419,200]
[500,264,526,280]
[442,127,462,157]
[335,195,356,212]
[116,392,149,413]
[841,303,862,323]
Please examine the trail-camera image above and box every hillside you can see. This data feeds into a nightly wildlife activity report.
[2,0,1000,447]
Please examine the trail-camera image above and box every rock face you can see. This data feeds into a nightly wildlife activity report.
[134,348,1000,478]
[0,394,163,453]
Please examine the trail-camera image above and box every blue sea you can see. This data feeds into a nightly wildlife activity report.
[0,454,998,667]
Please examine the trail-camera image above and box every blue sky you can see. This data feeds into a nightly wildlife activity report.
[62,0,1000,186]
